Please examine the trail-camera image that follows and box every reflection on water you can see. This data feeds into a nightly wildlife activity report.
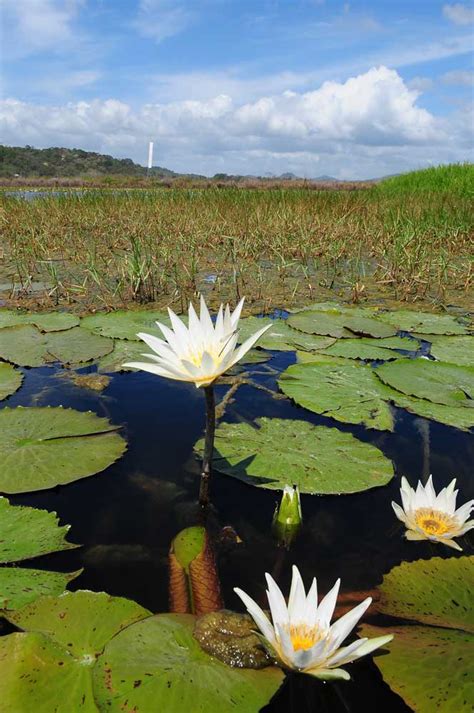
[4,353,472,712]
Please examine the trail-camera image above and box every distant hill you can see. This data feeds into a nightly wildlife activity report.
[0,145,196,179]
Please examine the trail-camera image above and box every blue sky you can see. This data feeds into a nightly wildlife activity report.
[1,1,473,177]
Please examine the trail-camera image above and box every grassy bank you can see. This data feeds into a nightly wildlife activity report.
[1,165,472,312]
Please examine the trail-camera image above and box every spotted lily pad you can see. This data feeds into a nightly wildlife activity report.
[376,359,474,409]
[0,569,81,611]
[237,316,335,352]
[196,417,394,493]
[0,325,113,366]
[428,335,474,367]
[81,310,168,341]
[279,362,394,430]
[0,310,79,332]
[377,309,467,335]
[93,613,284,712]
[0,362,23,400]
[0,406,127,494]
[288,307,397,339]
[360,557,474,713]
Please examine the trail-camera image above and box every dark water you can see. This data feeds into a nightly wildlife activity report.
[4,352,473,712]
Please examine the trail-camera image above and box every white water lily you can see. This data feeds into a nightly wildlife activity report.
[234,565,392,680]
[392,475,474,551]
[123,296,270,387]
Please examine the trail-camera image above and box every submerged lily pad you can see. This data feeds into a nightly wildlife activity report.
[360,557,474,713]
[0,325,113,366]
[237,316,335,352]
[0,497,77,564]
[81,310,168,341]
[0,569,80,611]
[0,310,79,332]
[196,417,394,493]
[279,362,394,430]
[288,307,396,339]
[428,335,474,367]
[376,359,474,409]
[0,406,126,494]
[93,613,284,712]
[378,309,467,335]
[0,362,23,400]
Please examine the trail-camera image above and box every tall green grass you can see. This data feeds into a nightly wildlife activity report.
[376,163,474,198]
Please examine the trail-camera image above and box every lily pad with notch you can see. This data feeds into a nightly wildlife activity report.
[81,310,169,341]
[0,310,79,332]
[0,362,23,400]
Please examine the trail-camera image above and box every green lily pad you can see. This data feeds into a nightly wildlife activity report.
[0,569,81,610]
[288,307,397,339]
[0,325,113,366]
[295,351,350,365]
[279,362,394,430]
[238,316,336,352]
[380,384,474,431]
[377,309,467,335]
[196,417,394,494]
[0,362,23,400]
[0,406,127,494]
[7,591,152,658]
[376,359,474,409]
[0,497,77,564]
[97,340,153,372]
[81,310,168,341]
[93,613,284,712]
[360,557,474,713]
[428,335,474,367]
[0,310,79,332]
[318,340,408,361]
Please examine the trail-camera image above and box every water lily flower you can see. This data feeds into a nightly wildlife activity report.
[123,295,270,388]
[273,486,302,547]
[392,475,474,551]
[234,565,392,680]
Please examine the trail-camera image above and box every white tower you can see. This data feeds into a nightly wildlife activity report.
[147,141,154,175]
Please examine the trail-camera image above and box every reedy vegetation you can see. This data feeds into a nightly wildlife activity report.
[1,165,472,311]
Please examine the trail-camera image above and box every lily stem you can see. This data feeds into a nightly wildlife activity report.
[199,385,215,507]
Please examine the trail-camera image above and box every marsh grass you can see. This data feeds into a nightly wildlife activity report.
[1,165,472,311]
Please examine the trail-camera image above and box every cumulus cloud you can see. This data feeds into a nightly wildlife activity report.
[1,0,83,56]
[443,3,474,25]
[133,0,195,43]
[1,67,471,178]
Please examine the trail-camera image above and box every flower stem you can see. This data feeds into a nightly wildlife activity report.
[199,385,215,507]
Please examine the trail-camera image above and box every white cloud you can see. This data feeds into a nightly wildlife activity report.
[407,77,434,92]
[443,3,474,25]
[133,0,195,43]
[441,69,474,86]
[1,67,471,178]
[1,0,83,56]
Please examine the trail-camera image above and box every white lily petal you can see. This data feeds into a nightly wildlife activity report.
[233,587,277,647]
[265,573,289,629]
[316,579,340,630]
[328,597,372,651]
[305,667,351,681]
[288,566,307,624]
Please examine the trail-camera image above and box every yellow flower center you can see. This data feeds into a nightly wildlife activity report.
[414,508,456,536]
[287,624,323,652]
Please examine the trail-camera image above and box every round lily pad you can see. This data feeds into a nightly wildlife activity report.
[377,309,467,335]
[196,417,394,493]
[279,362,394,431]
[237,317,335,352]
[318,339,408,361]
[46,327,114,364]
[0,497,77,564]
[0,325,113,366]
[81,310,168,341]
[0,362,23,400]
[0,406,127,494]
[93,613,284,712]
[0,325,51,367]
[376,359,474,409]
[288,308,397,339]
[0,310,79,332]
[380,383,474,431]
[428,335,474,367]
[360,556,474,713]
[0,569,81,611]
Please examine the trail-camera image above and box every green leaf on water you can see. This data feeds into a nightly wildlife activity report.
[428,335,474,367]
[0,406,127,494]
[97,339,154,372]
[376,359,474,409]
[237,316,335,351]
[0,497,77,564]
[93,613,284,713]
[360,556,474,713]
[0,362,23,400]
[0,325,113,366]
[0,309,79,332]
[0,569,81,610]
[81,310,168,341]
[380,383,474,431]
[279,362,394,430]
[196,417,394,494]
[288,306,397,339]
[377,309,467,335]
[317,339,409,361]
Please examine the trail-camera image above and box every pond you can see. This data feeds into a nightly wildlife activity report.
[0,303,473,712]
